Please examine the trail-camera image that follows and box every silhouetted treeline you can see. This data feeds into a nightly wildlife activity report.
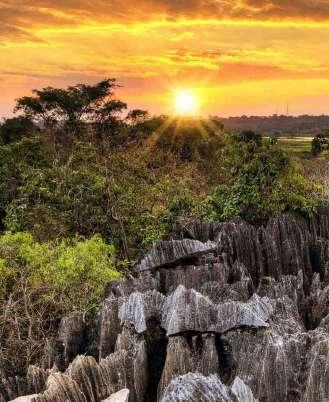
[217,114,329,136]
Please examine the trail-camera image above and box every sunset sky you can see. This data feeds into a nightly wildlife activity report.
[1,1,329,117]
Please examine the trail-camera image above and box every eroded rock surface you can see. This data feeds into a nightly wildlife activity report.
[3,211,329,401]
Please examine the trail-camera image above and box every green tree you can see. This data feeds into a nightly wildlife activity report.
[0,116,36,144]
[15,79,126,143]
[0,138,51,229]
[4,143,112,241]
[311,135,327,156]
[206,132,323,223]
[126,109,149,125]
[155,118,222,163]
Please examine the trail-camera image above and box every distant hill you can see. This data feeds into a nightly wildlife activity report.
[217,115,329,136]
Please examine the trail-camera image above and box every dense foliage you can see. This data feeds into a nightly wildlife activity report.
[0,232,118,374]
[0,80,324,254]
[205,132,323,224]
[311,134,329,156]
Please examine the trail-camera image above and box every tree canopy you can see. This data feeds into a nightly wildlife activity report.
[14,79,128,141]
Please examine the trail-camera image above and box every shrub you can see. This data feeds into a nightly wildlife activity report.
[4,143,112,241]
[206,133,323,224]
[0,232,119,310]
[0,232,119,374]
[311,135,328,156]
[0,116,36,144]
[0,138,51,229]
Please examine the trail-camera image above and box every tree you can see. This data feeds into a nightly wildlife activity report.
[234,130,262,146]
[155,118,222,162]
[14,79,124,140]
[205,132,323,224]
[312,135,327,156]
[93,99,127,142]
[126,109,149,125]
[0,138,51,230]
[0,116,36,144]
[4,143,113,242]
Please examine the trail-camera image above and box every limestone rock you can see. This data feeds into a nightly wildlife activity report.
[162,286,272,336]
[231,377,258,402]
[102,389,129,402]
[6,211,329,402]
[119,290,165,334]
[57,312,86,369]
[158,335,220,398]
[160,373,244,402]
[135,239,216,272]
[10,396,38,402]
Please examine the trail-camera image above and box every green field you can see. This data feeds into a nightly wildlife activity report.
[277,137,312,155]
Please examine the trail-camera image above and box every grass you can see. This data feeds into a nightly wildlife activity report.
[277,137,312,156]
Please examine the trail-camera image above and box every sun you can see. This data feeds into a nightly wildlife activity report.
[173,89,199,116]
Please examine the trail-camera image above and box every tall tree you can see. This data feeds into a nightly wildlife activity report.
[14,79,126,140]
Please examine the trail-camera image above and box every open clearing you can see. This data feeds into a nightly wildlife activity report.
[277,137,312,155]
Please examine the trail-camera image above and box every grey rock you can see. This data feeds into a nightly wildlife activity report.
[162,285,272,336]
[303,339,329,402]
[57,312,86,369]
[119,290,165,334]
[10,396,38,402]
[102,389,129,402]
[135,239,216,272]
[231,377,258,402]
[6,211,329,402]
[160,373,243,402]
[158,334,220,399]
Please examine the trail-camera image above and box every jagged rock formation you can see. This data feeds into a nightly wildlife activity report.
[4,209,329,401]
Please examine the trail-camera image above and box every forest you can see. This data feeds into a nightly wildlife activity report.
[0,78,326,383]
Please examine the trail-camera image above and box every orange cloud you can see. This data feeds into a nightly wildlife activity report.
[0,1,329,117]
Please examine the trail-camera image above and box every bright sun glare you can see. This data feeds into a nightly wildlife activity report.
[174,89,199,116]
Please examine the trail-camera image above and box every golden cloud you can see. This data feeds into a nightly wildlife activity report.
[1,0,329,116]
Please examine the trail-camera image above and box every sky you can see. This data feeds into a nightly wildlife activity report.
[1,1,329,117]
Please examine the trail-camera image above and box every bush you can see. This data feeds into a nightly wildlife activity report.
[0,138,52,230]
[155,118,222,163]
[311,135,328,156]
[205,133,323,224]
[0,232,119,310]
[4,143,112,241]
[0,232,119,374]
[0,116,36,144]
